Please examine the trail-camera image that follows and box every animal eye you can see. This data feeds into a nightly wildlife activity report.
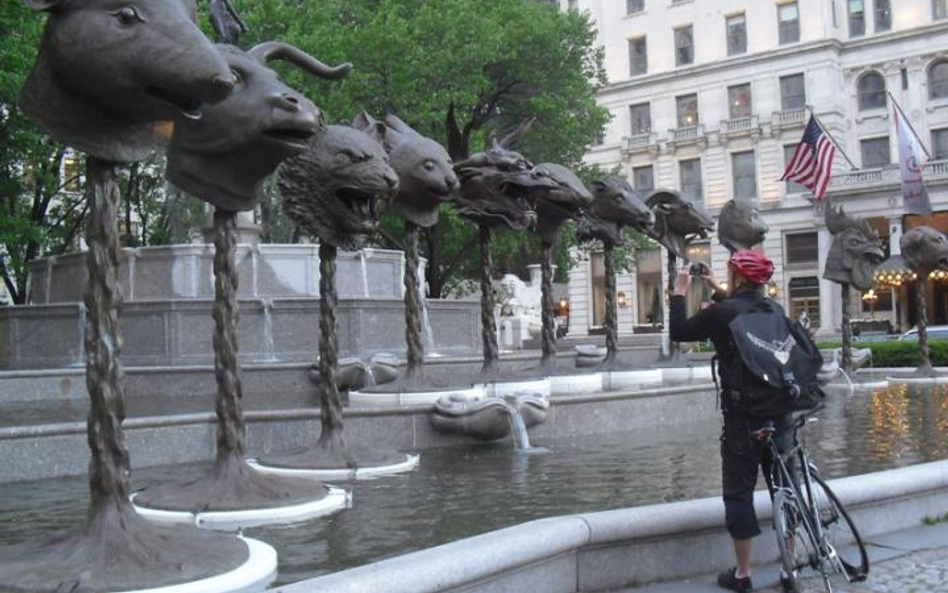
[112,6,142,25]
[423,160,436,171]
[230,69,244,84]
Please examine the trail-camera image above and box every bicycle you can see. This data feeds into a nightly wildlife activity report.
[752,407,870,593]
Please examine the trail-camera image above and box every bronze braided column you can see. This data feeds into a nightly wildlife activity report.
[603,244,618,364]
[665,252,679,360]
[840,283,853,375]
[540,240,556,371]
[403,222,424,381]
[915,277,933,375]
[479,225,499,375]
[318,242,345,443]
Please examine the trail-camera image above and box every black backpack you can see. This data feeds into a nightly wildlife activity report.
[723,298,824,416]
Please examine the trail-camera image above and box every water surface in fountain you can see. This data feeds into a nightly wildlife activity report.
[0,383,945,585]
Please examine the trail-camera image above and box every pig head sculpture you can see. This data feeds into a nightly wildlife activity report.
[718,198,769,253]
[19,0,233,162]
[166,42,352,211]
[353,112,458,228]
[901,226,948,274]
[822,203,884,291]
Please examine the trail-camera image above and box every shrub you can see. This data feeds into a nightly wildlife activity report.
[817,340,948,367]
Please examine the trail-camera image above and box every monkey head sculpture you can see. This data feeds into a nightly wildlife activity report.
[717,199,769,253]
[645,190,714,259]
[822,203,884,291]
[901,226,948,274]
[576,176,654,247]
[19,0,233,162]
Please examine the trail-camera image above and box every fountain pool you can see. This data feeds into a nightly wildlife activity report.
[0,383,945,586]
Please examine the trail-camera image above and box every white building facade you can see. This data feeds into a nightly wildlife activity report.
[563,0,948,339]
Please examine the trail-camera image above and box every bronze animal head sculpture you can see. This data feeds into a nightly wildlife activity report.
[823,203,884,291]
[645,190,714,259]
[718,199,769,253]
[577,176,654,246]
[453,140,554,231]
[901,226,948,274]
[19,0,233,162]
[279,124,399,250]
[352,112,458,228]
[166,42,352,211]
[529,163,593,243]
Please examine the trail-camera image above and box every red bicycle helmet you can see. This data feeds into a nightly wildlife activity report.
[727,250,774,285]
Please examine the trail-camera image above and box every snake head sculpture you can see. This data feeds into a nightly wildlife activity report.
[528,163,594,244]
[823,203,884,291]
[717,199,769,253]
[645,189,714,259]
[352,112,458,228]
[577,176,654,246]
[279,124,399,251]
[453,142,554,231]
[166,42,352,211]
[901,226,948,274]
[19,0,234,162]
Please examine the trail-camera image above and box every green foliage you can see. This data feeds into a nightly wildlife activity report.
[816,340,948,367]
[922,511,948,525]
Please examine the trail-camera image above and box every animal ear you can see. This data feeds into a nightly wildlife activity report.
[23,0,62,11]
[589,180,606,194]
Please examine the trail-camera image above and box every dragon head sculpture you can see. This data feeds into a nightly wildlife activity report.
[167,42,352,211]
[352,112,458,228]
[279,125,399,250]
[529,163,593,243]
[901,226,948,274]
[576,176,653,246]
[453,139,554,231]
[645,189,714,259]
[19,0,233,162]
[717,199,769,253]
[822,203,884,291]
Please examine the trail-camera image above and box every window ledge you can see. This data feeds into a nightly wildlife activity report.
[623,10,647,19]
[926,97,948,113]
[670,0,694,6]
[855,109,888,123]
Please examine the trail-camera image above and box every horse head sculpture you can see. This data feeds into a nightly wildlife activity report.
[577,176,654,246]
[823,203,884,291]
[166,42,351,211]
[718,199,769,253]
[645,190,714,258]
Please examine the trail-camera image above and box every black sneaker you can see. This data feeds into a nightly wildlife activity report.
[779,571,796,592]
[717,568,753,592]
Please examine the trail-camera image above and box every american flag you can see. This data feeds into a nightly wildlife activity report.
[780,116,836,200]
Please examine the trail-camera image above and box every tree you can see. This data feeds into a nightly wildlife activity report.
[236,0,609,296]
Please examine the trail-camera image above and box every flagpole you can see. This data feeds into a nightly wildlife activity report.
[805,104,858,169]
[888,91,933,159]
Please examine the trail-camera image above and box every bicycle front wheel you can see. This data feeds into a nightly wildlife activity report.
[810,473,869,581]
[773,490,820,593]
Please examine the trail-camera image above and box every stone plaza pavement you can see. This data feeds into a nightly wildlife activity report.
[620,522,948,593]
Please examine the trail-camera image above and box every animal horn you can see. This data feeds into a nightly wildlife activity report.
[248,42,352,80]
[499,118,536,148]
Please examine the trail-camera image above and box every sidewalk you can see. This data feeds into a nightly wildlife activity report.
[613,522,948,593]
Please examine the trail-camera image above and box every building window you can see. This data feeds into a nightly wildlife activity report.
[732,151,757,200]
[630,103,651,135]
[786,232,819,264]
[936,0,948,20]
[860,136,890,168]
[728,83,753,119]
[676,93,699,127]
[874,0,891,31]
[591,252,607,327]
[674,25,694,66]
[633,165,654,191]
[636,248,662,325]
[857,71,886,110]
[849,0,866,37]
[783,145,808,194]
[628,37,647,76]
[62,155,82,192]
[780,73,806,110]
[679,158,703,204]
[929,60,948,99]
[932,129,948,160]
[778,2,800,44]
[788,277,821,327]
[726,13,747,56]
[627,0,644,14]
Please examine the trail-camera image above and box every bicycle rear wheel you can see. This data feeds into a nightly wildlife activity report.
[773,490,820,593]
[810,473,870,581]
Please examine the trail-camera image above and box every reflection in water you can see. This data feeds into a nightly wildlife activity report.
[0,384,945,585]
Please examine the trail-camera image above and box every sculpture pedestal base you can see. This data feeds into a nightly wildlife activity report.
[884,371,948,385]
[247,454,419,480]
[350,384,483,406]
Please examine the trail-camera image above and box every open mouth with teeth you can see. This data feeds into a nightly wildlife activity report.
[336,187,381,231]
[147,86,203,120]
[263,126,317,150]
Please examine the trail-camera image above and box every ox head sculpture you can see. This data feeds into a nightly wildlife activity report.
[529,163,593,244]
[717,199,769,253]
[19,0,233,162]
[577,176,654,247]
[901,226,948,275]
[353,112,458,228]
[645,190,714,259]
[822,203,884,291]
[166,42,352,211]
[279,125,399,251]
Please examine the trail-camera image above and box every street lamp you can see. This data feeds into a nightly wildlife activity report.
[767,281,778,299]
[862,289,878,319]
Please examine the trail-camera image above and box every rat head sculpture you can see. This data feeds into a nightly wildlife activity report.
[352,112,458,228]
[19,0,233,162]
[901,226,948,275]
[645,190,714,258]
[718,199,769,253]
[576,176,654,247]
[279,125,399,251]
[528,163,593,244]
[822,203,884,291]
[166,42,352,211]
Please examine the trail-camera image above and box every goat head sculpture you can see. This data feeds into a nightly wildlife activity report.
[645,190,714,259]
